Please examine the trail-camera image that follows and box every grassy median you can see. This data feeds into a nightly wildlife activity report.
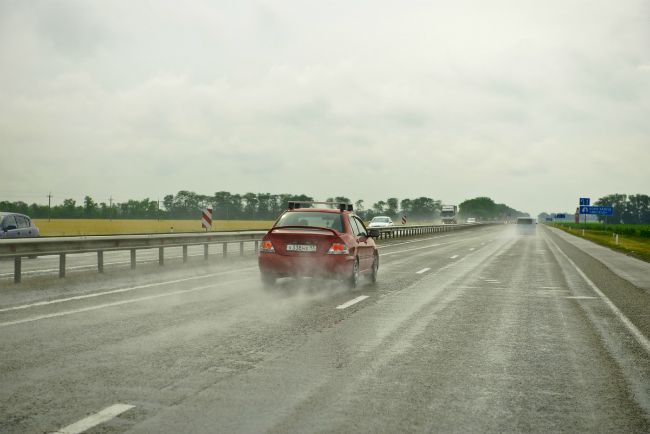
[550,223,650,263]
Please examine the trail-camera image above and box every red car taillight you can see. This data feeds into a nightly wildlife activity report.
[327,243,349,255]
[260,240,275,253]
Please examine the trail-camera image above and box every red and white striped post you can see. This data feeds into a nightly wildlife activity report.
[402,214,407,225]
[201,207,213,231]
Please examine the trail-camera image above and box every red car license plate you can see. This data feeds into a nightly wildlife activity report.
[286,244,317,252]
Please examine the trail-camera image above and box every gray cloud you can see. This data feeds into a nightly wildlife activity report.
[1,0,649,216]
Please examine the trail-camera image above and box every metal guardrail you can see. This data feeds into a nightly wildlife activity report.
[371,223,479,239]
[0,223,488,283]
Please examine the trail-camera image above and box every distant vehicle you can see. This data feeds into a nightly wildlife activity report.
[368,216,394,228]
[258,202,381,288]
[441,205,458,225]
[516,217,536,234]
[466,217,476,224]
[0,212,40,239]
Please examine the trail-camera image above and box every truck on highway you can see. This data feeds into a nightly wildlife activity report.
[441,205,458,225]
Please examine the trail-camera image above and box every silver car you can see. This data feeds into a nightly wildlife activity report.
[368,216,394,228]
[0,212,40,238]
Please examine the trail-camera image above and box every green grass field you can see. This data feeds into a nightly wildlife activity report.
[549,223,650,263]
[32,217,433,237]
[33,219,275,236]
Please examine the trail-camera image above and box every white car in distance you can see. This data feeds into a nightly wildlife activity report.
[466,217,477,224]
[368,216,394,228]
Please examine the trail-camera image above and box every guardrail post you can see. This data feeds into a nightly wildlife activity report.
[204,244,209,260]
[182,245,188,263]
[240,241,244,256]
[254,240,259,252]
[159,247,164,266]
[223,243,228,257]
[130,249,136,270]
[98,251,104,273]
[14,256,21,283]
[59,253,66,278]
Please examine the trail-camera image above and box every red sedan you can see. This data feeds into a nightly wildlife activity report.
[258,202,380,288]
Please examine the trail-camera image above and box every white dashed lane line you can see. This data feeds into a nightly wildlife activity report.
[0,277,257,328]
[469,247,475,251]
[416,268,431,274]
[336,295,369,310]
[0,267,258,313]
[54,403,134,434]
[450,255,459,259]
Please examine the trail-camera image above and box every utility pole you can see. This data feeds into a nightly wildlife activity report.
[47,192,52,221]
[109,196,113,221]
[157,198,160,221]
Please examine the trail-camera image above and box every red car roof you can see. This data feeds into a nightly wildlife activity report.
[289,208,352,214]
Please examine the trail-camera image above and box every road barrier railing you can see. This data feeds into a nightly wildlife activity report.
[0,223,491,283]
[371,223,484,239]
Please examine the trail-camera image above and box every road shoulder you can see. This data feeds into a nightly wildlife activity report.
[545,225,650,291]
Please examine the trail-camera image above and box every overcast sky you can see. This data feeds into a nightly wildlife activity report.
[1,0,649,216]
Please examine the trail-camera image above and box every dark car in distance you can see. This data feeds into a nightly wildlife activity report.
[258,202,380,288]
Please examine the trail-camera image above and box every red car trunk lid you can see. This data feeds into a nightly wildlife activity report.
[268,227,339,256]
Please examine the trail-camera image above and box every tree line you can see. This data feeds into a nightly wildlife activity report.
[457,197,528,220]
[539,194,650,224]
[1,191,526,221]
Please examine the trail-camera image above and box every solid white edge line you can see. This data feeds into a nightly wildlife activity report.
[415,268,431,274]
[0,267,258,313]
[547,236,650,355]
[54,403,134,434]
[336,295,369,310]
[0,277,257,328]
[375,233,455,249]
[380,240,466,257]
[0,250,258,278]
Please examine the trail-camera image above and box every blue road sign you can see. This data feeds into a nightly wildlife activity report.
[580,197,590,206]
[579,206,613,215]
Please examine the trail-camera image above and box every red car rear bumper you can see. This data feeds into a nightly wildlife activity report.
[258,253,354,278]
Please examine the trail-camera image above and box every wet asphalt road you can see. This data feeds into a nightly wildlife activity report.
[1,225,649,433]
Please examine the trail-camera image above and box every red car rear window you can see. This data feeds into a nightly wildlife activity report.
[276,212,344,232]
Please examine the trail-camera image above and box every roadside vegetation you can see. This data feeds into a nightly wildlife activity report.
[2,191,526,222]
[539,193,650,225]
[550,222,650,263]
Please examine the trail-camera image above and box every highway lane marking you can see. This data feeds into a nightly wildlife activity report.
[566,296,597,300]
[415,268,431,274]
[336,295,369,310]
[0,251,256,278]
[0,277,257,328]
[0,267,258,313]
[380,240,461,257]
[469,247,475,251]
[376,233,457,249]
[547,236,650,355]
[54,403,134,434]
[450,255,459,259]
